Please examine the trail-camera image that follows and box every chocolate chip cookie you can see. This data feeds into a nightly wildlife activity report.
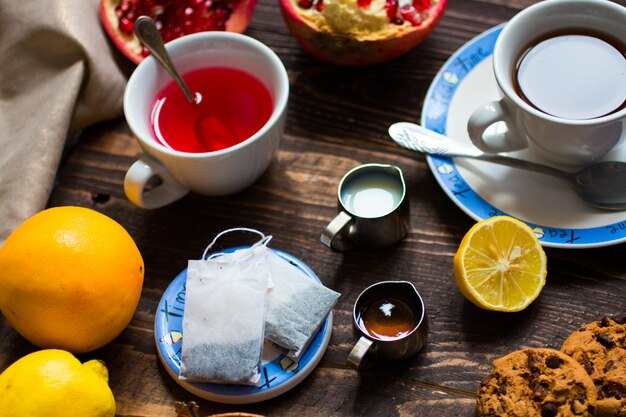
[561,315,626,417]
[477,348,596,417]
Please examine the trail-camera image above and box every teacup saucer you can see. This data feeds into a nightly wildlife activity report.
[154,247,332,404]
[421,25,626,248]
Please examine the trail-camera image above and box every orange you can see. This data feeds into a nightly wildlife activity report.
[453,216,547,312]
[0,206,144,353]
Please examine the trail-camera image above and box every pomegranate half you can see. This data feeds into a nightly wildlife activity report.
[101,0,257,64]
[279,0,447,65]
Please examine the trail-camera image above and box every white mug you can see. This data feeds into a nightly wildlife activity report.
[124,32,289,209]
[467,0,626,167]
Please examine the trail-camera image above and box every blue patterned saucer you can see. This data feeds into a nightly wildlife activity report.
[154,247,332,404]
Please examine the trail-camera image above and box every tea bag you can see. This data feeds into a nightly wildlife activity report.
[263,249,340,360]
[213,229,340,360]
[179,245,269,385]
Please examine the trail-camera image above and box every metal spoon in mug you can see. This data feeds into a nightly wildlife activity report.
[133,16,239,150]
[133,16,196,104]
[388,121,626,211]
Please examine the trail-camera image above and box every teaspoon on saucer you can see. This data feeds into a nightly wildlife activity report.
[389,121,626,211]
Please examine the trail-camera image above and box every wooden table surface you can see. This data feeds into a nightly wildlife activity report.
[3,0,626,416]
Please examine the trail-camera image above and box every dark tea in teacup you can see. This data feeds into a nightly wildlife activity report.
[513,29,626,120]
[149,66,273,153]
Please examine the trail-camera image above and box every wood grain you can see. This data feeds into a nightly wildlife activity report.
[2,0,626,416]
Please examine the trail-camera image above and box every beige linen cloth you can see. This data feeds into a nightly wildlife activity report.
[0,0,131,245]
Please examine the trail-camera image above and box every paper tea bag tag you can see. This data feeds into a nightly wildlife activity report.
[203,228,274,287]
[202,227,272,259]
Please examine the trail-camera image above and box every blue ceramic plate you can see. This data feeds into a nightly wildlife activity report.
[421,25,626,248]
[155,247,332,404]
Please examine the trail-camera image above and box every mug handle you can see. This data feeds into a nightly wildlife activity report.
[347,336,375,371]
[124,156,189,209]
[320,211,353,251]
[467,100,526,153]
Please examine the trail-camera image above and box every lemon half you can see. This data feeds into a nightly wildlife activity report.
[453,216,547,312]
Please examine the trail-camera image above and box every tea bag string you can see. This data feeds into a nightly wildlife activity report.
[202,227,272,260]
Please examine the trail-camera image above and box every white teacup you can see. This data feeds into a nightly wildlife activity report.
[467,0,626,167]
[124,32,289,209]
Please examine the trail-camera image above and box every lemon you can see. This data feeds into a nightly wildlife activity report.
[0,349,116,417]
[0,206,144,353]
[453,216,547,312]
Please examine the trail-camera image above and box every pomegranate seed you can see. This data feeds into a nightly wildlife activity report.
[119,17,134,33]
[384,0,398,21]
[357,0,371,8]
[391,16,403,25]
[298,0,314,8]
[399,5,423,25]
[412,0,430,11]
[315,0,324,11]
[118,0,235,42]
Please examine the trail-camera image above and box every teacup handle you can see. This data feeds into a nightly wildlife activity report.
[124,156,189,209]
[320,211,353,251]
[467,99,526,153]
[347,336,375,371]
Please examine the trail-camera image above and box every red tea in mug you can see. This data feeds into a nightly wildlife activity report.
[150,67,273,153]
